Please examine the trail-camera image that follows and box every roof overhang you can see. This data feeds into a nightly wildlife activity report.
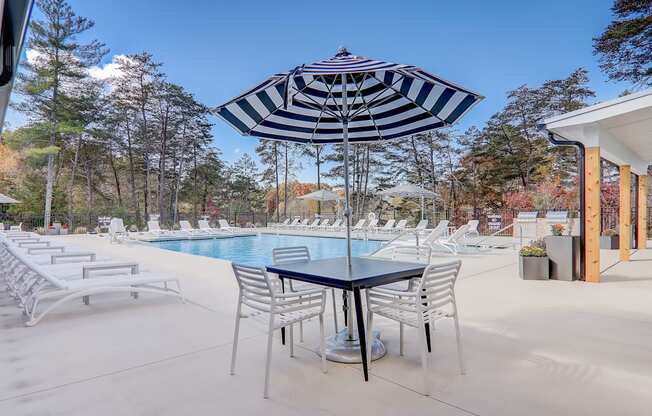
[0,0,34,132]
[543,88,652,175]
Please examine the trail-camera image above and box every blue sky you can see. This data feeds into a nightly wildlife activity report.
[8,0,630,182]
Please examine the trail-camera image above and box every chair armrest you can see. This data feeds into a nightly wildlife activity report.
[275,287,326,298]
[83,262,139,279]
[28,246,65,254]
[51,252,97,264]
[369,286,418,297]
[18,241,51,247]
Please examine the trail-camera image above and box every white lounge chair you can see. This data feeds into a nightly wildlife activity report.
[198,219,224,235]
[375,219,395,233]
[465,220,480,239]
[392,219,408,233]
[300,218,321,230]
[179,220,213,237]
[410,219,429,233]
[284,218,302,229]
[365,260,464,395]
[219,219,241,233]
[316,218,331,230]
[109,218,129,243]
[351,219,367,232]
[438,224,471,254]
[270,218,290,229]
[147,220,173,236]
[326,218,343,231]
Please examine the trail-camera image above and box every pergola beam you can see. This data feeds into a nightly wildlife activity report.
[638,174,648,250]
[585,147,601,283]
[619,165,631,261]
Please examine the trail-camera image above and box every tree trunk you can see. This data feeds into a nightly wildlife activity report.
[125,121,142,227]
[66,134,83,228]
[108,147,123,207]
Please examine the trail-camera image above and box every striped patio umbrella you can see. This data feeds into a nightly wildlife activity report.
[216,47,482,265]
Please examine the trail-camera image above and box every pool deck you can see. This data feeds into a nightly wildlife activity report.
[1,234,651,415]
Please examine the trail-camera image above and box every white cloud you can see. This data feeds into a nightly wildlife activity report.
[88,54,128,80]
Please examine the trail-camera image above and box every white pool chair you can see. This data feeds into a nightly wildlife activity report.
[376,219,395,233]
[272,246,339,339]
[409,219,429,233]
[284,218,302,229]
[326,218,343,231]
[270,218,290,229]
[179,220,210,236]
[365,260,464,396]
[439,224,471,254]
[315,218,330,230]
[464,220,480,239]
[219,219,241,232]
[300,218,320,230]
[3,245,184,326]
[147,220,173,236]
[230,263,327,398]
[392,219,408,233]
[197,219,223,235]
[109,218,129,243]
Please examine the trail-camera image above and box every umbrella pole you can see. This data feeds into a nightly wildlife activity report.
[342,73,352,268]
[421,195,425,220]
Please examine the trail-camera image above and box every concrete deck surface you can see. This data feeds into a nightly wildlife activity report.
[1,234,651,415]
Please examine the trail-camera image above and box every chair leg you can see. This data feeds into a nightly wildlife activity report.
[331,288,339,333]
[289,324,294,358]
[417,315,430,396]
[319,314,327,373]
[399,322,404,356]
[264,317,275,399]
[230,300,243,375]
[453,310,465,375]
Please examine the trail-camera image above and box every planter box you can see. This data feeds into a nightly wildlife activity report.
[519,256,549,280]
[600,235,619,250]
[544,235,581,281]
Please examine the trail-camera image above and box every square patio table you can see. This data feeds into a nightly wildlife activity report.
[266,256,426,381]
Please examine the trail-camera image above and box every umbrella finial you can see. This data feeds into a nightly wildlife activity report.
[336,46,350,57]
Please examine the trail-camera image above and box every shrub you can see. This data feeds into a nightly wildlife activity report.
[550,224,565,236]
[520,245,547,257]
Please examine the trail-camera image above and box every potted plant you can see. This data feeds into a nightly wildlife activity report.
[544,224,581,281]
[519,240,549,280]
[600,229,619,249]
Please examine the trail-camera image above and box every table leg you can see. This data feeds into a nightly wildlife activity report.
[342,291,348,327]
[353,287,369,381]
[422,290,431,353]
[280,278,286,345]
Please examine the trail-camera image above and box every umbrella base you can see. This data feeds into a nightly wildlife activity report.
[318,328,386,363]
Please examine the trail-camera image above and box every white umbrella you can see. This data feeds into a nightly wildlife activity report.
[379,184,437,220]
[298,189,341,201]
[0,193,19,204]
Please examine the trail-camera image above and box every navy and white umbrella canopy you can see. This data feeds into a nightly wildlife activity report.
[216,48,482,144]
[216,48,482,265]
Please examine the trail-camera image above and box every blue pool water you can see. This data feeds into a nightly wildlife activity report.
[150,234,384,266]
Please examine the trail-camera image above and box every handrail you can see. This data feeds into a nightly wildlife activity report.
[369,229,414,256]
[473,222,519,248]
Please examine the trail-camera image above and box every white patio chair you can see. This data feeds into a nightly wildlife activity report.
[4,245,184,326]
[327,218,343,231]
[270,218,290,229]
[198,219,222,235]
[299,218,321,230]
[219,219,241,232]
[272,246,339,338]
[439,224,471,254]
[147,220,173,236]
[464,220,480,239]
[315,218,330,230]
[284,218,302,229]
[376,219,395,233]
[109,218,129,243]
[230,263,327,398]
[365,259,464,395]
[392,219,408,233]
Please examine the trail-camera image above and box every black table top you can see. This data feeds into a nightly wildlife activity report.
[266,256,426,290]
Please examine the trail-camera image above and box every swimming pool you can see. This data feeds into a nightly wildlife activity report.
[150,234,384,266]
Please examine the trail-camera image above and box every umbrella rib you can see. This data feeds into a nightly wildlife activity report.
[347,73,370,117]
[348,74,404,119]
[307,75,337,142]
[369,72,448,124]
[350,74,384,140]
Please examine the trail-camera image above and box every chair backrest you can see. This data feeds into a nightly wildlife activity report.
[423,220,449,244]
[367,219,379,228]
[383,219,396,229]
[331,219,342,228]
[300,218,310,226]
[7,245,68,289]
[281,218,291,225]
[448,224,470,242]
[147,220,161,231]
[179,220,193,231]
[198,219,211,229]
[219,219,231,228]
[309,219,320,226]
[109,218,126,234]
[467,220,479,232]
[395,219,407,228]
[415,219,428,230]
[289,218,301,226]
[320,218,330,227]
[417,260,461,312]
[272,246,311,265]
[231,263,276,311]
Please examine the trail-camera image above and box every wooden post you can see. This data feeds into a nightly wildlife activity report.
[638,174,648,250]
[585,147,601,282]
[619,165,631,261]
